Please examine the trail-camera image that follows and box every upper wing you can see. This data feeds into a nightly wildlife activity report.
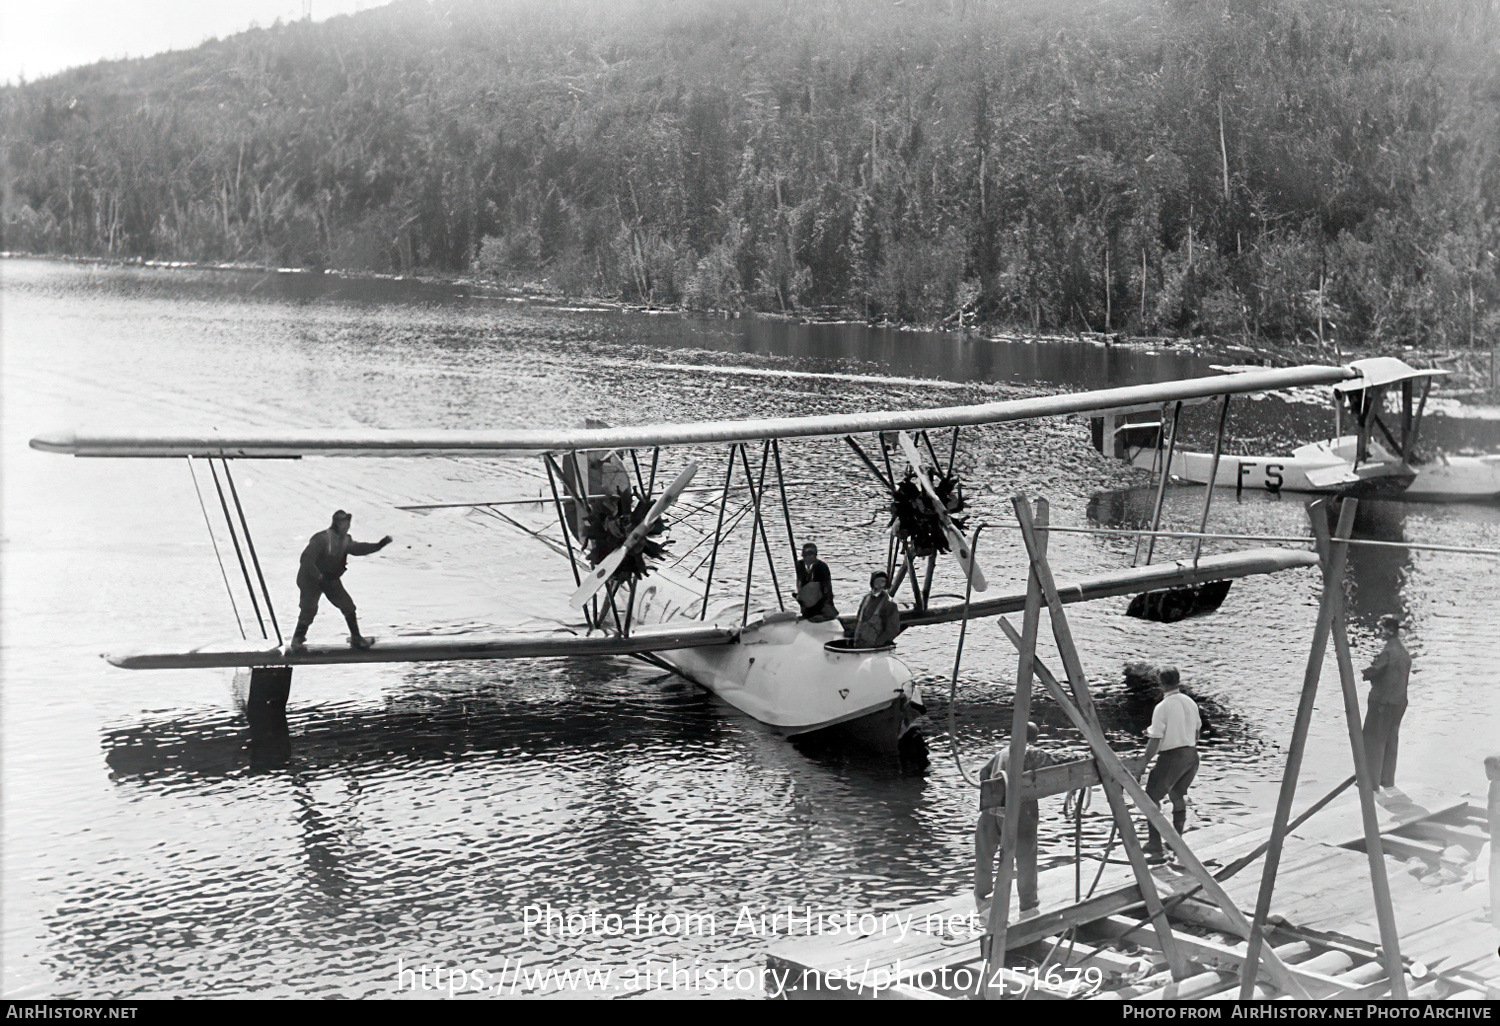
[32,364,1354,458]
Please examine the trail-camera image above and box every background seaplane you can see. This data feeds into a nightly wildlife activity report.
[1095,357,1500,501]
[32,364,1362,748]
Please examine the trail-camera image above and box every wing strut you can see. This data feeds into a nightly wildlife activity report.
[205,457,270,641]
[543,454,593,631]
[738,441,785,620]
[219,459,283,646]
[771,438,799,570]
[1192,395,1232,566]
[186,458,246,639]
[701,447,736,619]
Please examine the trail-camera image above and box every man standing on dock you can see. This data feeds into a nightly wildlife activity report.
[1140,667,1201,861]
[975,721,1052,922]
[850,571,900,647]
[793,543,839,622]
[290,510,392,651]
[1362,614,1412,798]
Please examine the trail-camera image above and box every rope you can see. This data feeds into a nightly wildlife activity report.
[187,458,245,639]
[981,522,1500,557]
[945,526,986,787]
[1023,786,1113,1000]
[1086,821,1120,899]
[1064,784,1092,901]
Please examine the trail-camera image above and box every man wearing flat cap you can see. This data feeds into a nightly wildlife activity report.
[290,510,392,651]
[1362,614,1412,797]
[793,543,839,622]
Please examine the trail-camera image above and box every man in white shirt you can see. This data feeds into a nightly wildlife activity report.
[1140,667,1201,860]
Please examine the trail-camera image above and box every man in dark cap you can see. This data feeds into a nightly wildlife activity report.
[793,542,839,622]
[289,510,391,651]
[850,570,900,648]
[1362,614,1412,797]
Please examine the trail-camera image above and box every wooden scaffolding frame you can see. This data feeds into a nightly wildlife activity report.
[978,493,1408,1000]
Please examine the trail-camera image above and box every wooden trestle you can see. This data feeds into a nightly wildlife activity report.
[766,494,1500,1001]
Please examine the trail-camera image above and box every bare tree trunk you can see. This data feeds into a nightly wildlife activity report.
[1218,94,1231,204]
[1141,247,1147,323]
[1104,245,1111,330]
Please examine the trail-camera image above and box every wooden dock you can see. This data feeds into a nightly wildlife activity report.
[766,786,1499,1000]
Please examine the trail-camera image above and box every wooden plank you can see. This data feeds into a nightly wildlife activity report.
[1092,915,1384,998]
[1398,822,1491,850]
[1377,834,1468,868]
[981,755,1147,807]
[1319,503,1407,997]
[984,497,1049,996]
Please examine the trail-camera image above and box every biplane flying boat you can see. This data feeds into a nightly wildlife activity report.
[1094,358,1500,501]
[32,363,1368,748]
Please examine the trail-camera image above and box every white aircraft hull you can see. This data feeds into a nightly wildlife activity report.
[633,575,922,747]
[1128,435,1500,500]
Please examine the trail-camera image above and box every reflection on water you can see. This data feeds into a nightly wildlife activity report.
[5,257,1499,998]
[1341,500,1413,632]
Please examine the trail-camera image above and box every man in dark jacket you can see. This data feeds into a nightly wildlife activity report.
[1362,614,1412,795]
[975,721,1053,923]
[851,571,900,647]
[793,543,839,622]
[290,510,392,650]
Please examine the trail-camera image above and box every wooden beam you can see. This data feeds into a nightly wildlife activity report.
[1398,821,1491,850]
[1090,917,1385,999]
[1488,754,1500,926]
[1320,507,1407,997]
[1241,497,1356,996]
[983,497,1047,998]
[1012,496,1191,981]
[980,755,1147,807]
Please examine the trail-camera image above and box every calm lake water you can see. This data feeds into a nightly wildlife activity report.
[3,257,1498,998]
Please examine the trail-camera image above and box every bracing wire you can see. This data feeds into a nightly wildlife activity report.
[187,458,246,640]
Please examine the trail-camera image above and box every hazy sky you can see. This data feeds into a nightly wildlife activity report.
[0,1,385,85]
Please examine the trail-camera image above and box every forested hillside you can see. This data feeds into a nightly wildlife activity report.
[4,0,1498,346]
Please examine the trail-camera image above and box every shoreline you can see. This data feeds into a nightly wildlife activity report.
[6,249,1498,401]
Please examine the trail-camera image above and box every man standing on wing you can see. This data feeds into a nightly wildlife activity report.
[793,542,839,622]
[1362,614,1412,798]
[851,570,900,648]
[1140,666,1201,861]
[290,510,391,651]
